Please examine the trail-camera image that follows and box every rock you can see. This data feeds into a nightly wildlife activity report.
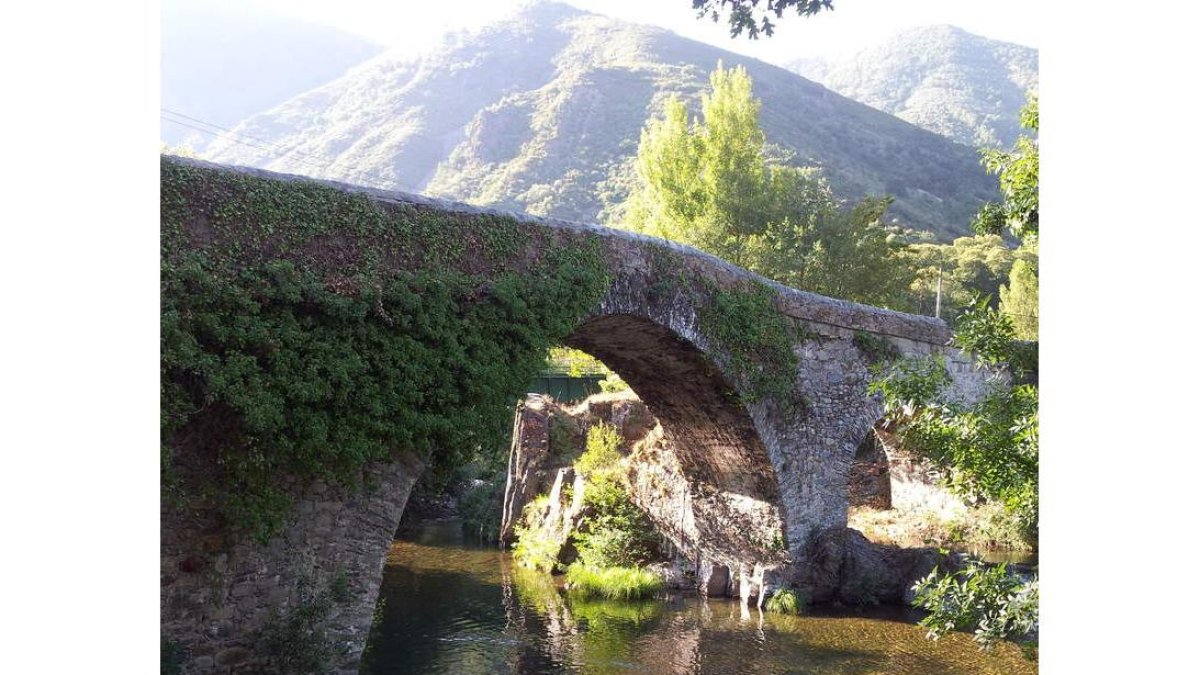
[214,646,252,666]
[700,561,731,596]
[796,527,949,606]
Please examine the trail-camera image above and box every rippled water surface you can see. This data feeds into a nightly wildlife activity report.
[361,520,1036,675]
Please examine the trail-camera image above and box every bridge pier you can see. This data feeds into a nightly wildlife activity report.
[160,453,422,674]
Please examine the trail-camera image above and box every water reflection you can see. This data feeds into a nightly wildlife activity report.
[362,520,1035,675]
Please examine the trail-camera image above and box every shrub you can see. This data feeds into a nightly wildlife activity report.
[598,371,630,393]
[571,424,660,568]
[459,479,502,543]
[512,496,561,572]
[565,563,664,600]
[870,356,1038,549]
[911,560,1038,648]
[951,296,1016,366]
[575,423,622,478]
[764,588,803,614]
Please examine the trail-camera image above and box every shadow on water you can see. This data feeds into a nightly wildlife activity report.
[362,519,1037,675]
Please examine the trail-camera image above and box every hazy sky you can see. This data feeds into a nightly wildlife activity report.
[242,0,1041,63]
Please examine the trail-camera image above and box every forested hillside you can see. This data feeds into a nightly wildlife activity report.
[787,25,1038,149]
[203,2,998,239]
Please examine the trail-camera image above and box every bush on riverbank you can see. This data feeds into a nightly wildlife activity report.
[765,589,804,614]
[512,496,561,572]
[510,422,661,577]
[572,424,660,568]
[912,560,1038,649]
[565,563,664,600]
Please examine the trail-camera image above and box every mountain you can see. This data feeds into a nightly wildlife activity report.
[161,0,384,149]
[203,3,999,239]
[786,25,1038,149]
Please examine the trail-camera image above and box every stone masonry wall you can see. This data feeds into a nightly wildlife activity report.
[161,452,422,674]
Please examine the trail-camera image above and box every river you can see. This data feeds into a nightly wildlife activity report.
[360,519,1036,674]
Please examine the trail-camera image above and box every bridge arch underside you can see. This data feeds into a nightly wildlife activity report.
[565,313,787,568]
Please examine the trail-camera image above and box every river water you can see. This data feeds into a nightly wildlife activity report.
[361,519,1036,675]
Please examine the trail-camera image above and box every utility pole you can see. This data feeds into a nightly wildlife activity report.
[934,264,943,319]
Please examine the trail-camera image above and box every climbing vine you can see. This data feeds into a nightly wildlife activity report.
[697,281,799,404]
[161,159,612,540]
[852,330,901,365]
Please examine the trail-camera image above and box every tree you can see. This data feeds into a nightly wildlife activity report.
[622,63,776,267]
[786,196,916,309]
[974,94,1039,243]
[691,0,835,39]
[619,63,915,308]
[1000,258,1039,340]
[902,235,1038,322]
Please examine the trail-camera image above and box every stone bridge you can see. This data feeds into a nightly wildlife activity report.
[160,156,995,673]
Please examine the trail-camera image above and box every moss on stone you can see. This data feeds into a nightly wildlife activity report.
[698,281,799,405]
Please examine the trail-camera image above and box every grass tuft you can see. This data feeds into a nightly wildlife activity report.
[565,563,663,600]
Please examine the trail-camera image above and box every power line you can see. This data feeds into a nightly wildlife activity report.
[161,108,336,168]
[160,115,333,175]
[160,108,400,188]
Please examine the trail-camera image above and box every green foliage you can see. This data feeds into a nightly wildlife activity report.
[573,424,661,569]
[565,563,664,600]
[460,479,503,543]
[575,423,623,478]
[902,235,1037,322]
[698,282,798,403]
[951,295,1037,380]
[512,496,561,572]
[974,94,1039,243]
[952,297,1017,367]
[765,195,916,309]
[691,1,834,39]
[852,331,900,365]
[598,371,631,394]
[621,64,915,310]
[872,357,1038,546]
[547,347,610,377]
[764,588,804,614]
[1000,259,1038,341]
[622,63,775,267]
[912,561,1038,648]
[868,355,952,416]
[160,159,612,540]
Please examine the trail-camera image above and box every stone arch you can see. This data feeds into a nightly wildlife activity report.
[564,312,787,571]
